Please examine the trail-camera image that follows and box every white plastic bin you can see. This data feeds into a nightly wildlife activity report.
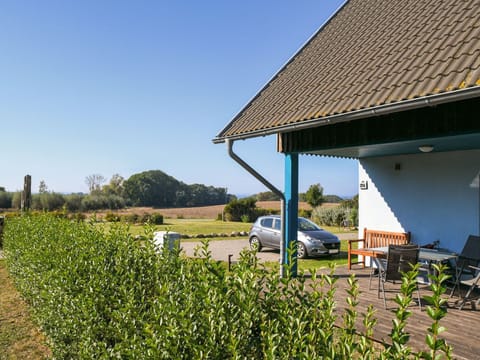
[153,231,181,251]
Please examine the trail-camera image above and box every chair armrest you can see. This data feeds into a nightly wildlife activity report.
[348,239,366,252]
[459,255,480,262]
[455,257,480,270]
[468,265,480,272]
[374,257,387,272]
[348,238,365,244]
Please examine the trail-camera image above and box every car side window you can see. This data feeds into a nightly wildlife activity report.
[260,218,273,229]
[298,218,318,231]
[273,219,281,230]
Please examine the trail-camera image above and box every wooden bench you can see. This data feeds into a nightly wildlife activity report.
[347,228,411,270]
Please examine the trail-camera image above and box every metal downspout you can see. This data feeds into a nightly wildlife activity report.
[226,139,288,277]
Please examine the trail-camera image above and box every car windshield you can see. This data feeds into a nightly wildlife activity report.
[298,218,321,231]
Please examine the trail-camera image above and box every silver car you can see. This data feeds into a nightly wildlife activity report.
[248,215,340,259]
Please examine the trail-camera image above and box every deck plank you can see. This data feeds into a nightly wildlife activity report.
[320,266,479,360]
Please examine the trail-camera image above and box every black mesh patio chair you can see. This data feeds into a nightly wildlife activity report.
[369,244,418,290]
[449,235,480,298]
[377,244,421,309]
[456,265,480,310]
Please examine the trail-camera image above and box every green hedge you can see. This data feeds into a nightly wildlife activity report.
[312,206,357,228]
[103,212,164,225]
[4,214,452,359]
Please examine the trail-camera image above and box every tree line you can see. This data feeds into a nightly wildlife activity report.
[0,170,234,212]
[1,176,357,227]
[223,183,358,228]
[254,187,343,205]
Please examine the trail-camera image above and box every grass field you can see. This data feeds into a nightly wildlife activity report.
[125,218,350,241]
[93,201,324,220]
[247,238,353,272]
[95,201,339,236]
[0,260,51,359]
[127,218,253,238]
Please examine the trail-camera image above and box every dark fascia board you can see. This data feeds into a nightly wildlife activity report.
[212,87,480,144]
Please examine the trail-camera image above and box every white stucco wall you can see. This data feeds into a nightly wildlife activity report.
[358,149,480,253]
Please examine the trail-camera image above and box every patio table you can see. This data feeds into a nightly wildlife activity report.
[367,246,457,283]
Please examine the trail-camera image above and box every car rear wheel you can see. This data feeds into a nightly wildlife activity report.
[249,236,262,252]
[297,242,307,259]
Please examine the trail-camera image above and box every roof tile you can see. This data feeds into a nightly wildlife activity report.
[216,0,480,140]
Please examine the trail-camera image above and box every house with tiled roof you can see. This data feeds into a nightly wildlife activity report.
[214,0,480,272]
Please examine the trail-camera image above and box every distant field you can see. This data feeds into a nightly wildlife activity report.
[97,201,342,239]
[94,201,339,220]
[127,218,253,238]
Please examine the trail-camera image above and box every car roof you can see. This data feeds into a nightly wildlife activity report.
[259,215,309,220]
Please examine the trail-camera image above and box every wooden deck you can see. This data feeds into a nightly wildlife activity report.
[323,266,479,360]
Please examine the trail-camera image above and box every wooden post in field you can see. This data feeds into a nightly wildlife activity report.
[0,216,4,248]
[21,175,32,211]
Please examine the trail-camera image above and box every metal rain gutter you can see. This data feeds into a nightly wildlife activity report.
[226,138,287,277]
[213,86,480,144]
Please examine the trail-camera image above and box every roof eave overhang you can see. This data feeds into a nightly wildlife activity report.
[212,86,480,144]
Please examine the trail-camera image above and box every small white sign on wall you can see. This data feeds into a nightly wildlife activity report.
[360,180,368,190]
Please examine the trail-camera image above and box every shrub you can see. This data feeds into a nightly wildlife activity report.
[255,191,281,201]
[122,213,139,224]
[49,210,68,218]
[224,198,257,222]
[106,195,126,210]
[81,195,107,211]
[149,213,164,225]
[3,214,452,359]
[348,207,358,228]
[32,192,66,211]
[64,194,84,212]
[298,209,311,218]
[2,211,20,219]
[340,195,358,228]
[104,212,121,222]
[311,206,350,227]
[0,191,13,208]
[11,192,21,209]
[255,207,279,218]
[68,212,86,222]
[81,195,126,211]
[139,213,151,224]
[135,212,164,225]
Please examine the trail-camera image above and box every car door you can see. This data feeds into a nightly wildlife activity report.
[268,218,281,249]
[259,217,276,248]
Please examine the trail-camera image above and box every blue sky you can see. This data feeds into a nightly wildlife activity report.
[1,0,357,198]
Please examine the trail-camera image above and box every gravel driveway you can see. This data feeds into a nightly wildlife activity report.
[180,232,357,264]
[0,234,357,263]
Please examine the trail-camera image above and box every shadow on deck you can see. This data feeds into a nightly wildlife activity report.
[322,266,479,360]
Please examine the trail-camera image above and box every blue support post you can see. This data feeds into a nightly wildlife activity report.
[284,153,299,277]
